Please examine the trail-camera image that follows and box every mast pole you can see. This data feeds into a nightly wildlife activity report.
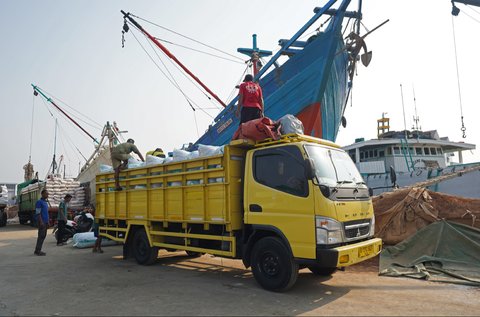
[31,84,98,144]
[53,118,58,175]
[121,11,227,108]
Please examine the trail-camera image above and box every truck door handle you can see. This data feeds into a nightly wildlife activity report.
[249,204,262,212]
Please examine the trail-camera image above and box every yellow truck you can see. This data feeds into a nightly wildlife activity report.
[96,134,382,291]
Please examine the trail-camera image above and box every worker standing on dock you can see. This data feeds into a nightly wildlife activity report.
[56,194,72,246]
[236,74,264,124]
[111,139,145,191]
[34,190,49,256]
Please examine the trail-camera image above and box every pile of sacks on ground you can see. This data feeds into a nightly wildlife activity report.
[21,178,86,209]
[0,185,8,206]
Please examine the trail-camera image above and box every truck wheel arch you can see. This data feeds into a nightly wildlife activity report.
[124,224,153,258]
[242,225,293,268]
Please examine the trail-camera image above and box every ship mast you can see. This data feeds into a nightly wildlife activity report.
[121,11,227,108]
[237,34,272,77]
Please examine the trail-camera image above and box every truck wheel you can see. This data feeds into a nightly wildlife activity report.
[251,237,299,292]
[0,210,6,227]
[132,229,158,265]
[308,266,337,276]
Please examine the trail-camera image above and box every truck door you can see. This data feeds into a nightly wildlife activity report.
[244,145,316,259]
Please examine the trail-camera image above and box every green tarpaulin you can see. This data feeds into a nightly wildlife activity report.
[379,220,480,286]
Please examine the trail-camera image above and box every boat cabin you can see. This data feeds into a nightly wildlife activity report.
[342,130,475,175]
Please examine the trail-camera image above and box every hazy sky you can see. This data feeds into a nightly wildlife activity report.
[0,0,479,183]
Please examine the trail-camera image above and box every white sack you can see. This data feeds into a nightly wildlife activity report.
[278,114,304,135]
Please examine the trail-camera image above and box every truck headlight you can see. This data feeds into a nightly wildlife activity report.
[369,215,375,237]
[315,216,344,245]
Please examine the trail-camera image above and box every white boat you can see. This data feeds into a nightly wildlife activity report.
[342,117,479,198]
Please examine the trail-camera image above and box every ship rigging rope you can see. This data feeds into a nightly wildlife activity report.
[39,97,89,162]
[38,87,103,131]
[450,16,467,138]
[460,7,480,24]
[153,37,244,64]
[128,21,216,120]
[192,111,200,138]
[130,14,244,62]
[141,25,221,111]
[57,123,88,162]
[29,94,36,162]
[225,64,250,105]
[466,3,480,15]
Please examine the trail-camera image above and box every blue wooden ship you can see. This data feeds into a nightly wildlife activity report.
[193,0,375,146]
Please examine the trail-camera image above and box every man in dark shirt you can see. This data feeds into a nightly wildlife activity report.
[56,194,72,246]
[34,189,49,256]
[111,139,145,191]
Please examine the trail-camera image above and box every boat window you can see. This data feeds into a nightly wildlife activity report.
[253,146,308,197]
[374,149,378,157]
[387,147,392,155]
[350,153,356,161]
[369,150,374,158]
[437,148,443,154]
[415,147,423,155]
[430,148,437,155]
[393,147,401,155]
[360,152,364,160]
[305,145,364,187]
[365,151,369,158]
[379,150,385,157]
[424,147,430,155]
[409,147,414,153]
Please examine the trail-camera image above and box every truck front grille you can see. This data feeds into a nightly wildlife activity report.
[343,219,371,241]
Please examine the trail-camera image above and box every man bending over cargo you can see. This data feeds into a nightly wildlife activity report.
[111,139,145,191]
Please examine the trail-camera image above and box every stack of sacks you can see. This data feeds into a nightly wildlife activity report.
[172,149,199,162]
[99,144,226,171]
[0,185,8,205]
[127,157,146,169]
[145,155,165,166]
[42,177,85,209]
[198,144,224,157]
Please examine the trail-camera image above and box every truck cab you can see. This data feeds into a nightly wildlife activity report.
[241,135,381,290]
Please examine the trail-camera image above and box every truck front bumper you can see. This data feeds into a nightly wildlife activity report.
[300,237,383,268]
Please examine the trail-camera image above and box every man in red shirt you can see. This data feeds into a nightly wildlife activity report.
[236,74,264,124]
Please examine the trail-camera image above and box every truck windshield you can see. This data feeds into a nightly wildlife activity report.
[305,145,364,187]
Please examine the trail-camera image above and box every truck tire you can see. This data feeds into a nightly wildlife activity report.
[251,236,299,292]
[308,266,337,276]
[132,229,158,265]
[0,210,6,227]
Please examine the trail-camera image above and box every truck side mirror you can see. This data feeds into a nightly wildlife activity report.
[389,166,397,186]
[304,158,316,180]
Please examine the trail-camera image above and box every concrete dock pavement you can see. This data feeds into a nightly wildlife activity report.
[0,224,478,316]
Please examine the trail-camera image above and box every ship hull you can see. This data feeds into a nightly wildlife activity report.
[195,24,349,146]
